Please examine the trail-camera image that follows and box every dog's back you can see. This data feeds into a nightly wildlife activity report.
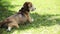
[7,14,27,24]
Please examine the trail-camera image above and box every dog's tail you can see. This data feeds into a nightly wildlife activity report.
[0,19,11,27]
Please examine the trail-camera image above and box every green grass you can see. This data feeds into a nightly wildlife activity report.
[0,0,60,34]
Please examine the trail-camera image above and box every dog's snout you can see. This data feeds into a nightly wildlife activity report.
[34,8,36,10]
[31,7,36,11]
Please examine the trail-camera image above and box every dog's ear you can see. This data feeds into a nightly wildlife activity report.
[23,2,28,7]
[23,2,33,8]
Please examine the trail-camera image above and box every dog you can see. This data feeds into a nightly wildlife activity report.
[0,2,36,31]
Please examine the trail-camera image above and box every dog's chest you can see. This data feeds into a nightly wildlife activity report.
[18,14,27,22]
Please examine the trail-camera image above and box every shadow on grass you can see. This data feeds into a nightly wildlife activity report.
[0,0,18,21]
[0,10,16,21]
[0,13,60,34]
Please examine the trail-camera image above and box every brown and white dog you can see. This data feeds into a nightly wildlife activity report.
[0,2,36,31]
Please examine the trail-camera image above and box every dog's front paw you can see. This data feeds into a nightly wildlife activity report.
[28,18,34,23]
[31,18,34,22]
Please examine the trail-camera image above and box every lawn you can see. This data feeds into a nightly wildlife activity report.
[0,0,60,34]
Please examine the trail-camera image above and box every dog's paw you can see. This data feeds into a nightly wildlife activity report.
[7,29,11,32]
[28,18,34,23]
[31,18,34,22]
[7,27,11,32]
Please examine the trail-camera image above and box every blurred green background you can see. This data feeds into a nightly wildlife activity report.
[0,0,60,34]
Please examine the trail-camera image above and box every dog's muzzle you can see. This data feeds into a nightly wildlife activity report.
[30,6,36,11]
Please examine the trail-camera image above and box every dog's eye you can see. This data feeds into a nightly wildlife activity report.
[28,4,32,7]
[30,4,32,7]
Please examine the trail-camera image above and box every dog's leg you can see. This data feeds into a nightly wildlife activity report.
[7,23,19,31]
[29,16,34,22]
[7,24,19,31]
[14,24,19,28]
[7,23,13,31]
[27,15,34,23]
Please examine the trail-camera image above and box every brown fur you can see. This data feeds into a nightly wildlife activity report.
[0,2,36,31]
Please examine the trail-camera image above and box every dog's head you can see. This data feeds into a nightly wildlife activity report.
[23,2,36,11]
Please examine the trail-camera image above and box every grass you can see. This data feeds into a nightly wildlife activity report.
[0,0,60,34]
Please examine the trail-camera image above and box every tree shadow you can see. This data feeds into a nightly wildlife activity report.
[14,13,60,32]
[0,13,60,34]
[0,0,17,21]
